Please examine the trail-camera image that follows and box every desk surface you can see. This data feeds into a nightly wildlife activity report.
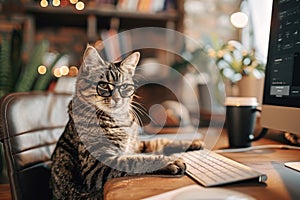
[1,128,299,200]
[104,128,300,200]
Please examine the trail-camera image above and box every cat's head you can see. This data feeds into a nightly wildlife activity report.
[75,44,140,114]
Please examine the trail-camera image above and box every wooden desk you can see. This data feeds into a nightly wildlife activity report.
[1,129,299,200]
[104,128,300,200]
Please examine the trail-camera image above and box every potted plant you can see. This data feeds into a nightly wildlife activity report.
[205,39,265,102]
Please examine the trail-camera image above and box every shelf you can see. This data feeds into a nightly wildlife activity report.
[25,4,179,22]
[21,1,183,66]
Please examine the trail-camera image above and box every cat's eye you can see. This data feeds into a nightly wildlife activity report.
[96,81,114,97]
[120,84,128,90]
[96,81,135,98]
[98,83,110,90]
[119,84,135,97]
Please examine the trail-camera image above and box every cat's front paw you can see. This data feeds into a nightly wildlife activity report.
[157,158,186,175]
[187,139,205,151]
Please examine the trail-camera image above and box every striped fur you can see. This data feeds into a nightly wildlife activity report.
[50,45,203,200]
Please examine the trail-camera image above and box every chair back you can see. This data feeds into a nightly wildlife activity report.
[0,92,72,200]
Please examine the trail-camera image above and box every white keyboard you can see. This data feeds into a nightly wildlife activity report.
[176,149,268,187]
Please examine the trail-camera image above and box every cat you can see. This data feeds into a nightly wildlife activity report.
[50,44,203,200]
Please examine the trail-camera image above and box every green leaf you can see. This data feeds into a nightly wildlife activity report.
[0,34,13,97]
[14,40,49,92]
[10,29,23,87]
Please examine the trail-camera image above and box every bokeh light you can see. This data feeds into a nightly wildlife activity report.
[75,1,85,10]
[40,0,48,7]
[70,0,78,4]
[53,68,62,78]
[230,12,248,28]
[52,0,61,7]
[69,66,79,76]
[37,65,47,75]
[60,66,70,76]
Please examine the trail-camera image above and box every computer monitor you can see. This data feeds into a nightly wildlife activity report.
[261,0,300,135]
[261,0,300,170]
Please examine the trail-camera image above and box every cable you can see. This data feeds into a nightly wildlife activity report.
[214,144,300,153]
[251,127,268,141]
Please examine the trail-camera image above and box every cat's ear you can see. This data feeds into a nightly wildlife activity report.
[120,52,140,76]
[82,44,106,68]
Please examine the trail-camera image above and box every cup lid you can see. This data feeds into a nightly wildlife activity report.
[225,97,258,106]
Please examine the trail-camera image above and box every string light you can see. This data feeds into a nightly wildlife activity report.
[40,0,48,7]
[60,66,69,76]
[230,12,248,28]
[52,0,61,7]
[53,68,62,78]
[37,65,47,75]
[70,0,78,4]
[69,66,78,76]
[39,0,85,10]
[75,1,85,10]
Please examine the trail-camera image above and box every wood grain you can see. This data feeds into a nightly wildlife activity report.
[0,184,11,200]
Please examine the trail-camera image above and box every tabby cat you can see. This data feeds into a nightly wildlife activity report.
[50,44,203,200]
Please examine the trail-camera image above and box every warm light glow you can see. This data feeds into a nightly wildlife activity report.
[53,0,61,7]
[69,66,78,76]
[70,0,78,4]
[230,12,248,28]
[40,0,48,7]
[60,0,69,7]
[60,66,69,76]
[37,65,47,75]
[75,1,85,10]
[53,68,62,78]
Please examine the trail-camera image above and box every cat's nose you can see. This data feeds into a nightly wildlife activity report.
[113,97,122,104]
[112,92,122,103]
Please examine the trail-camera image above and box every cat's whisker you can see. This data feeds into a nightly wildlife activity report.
[129,109,143,126]
[130,103,158,127]
[132,94,142,99]
[131,104,158,126]
[131,99,145,106]
[130,102,149,117]
[132,108,150,121]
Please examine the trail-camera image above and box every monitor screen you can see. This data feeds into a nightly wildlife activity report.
[261,0,300,134]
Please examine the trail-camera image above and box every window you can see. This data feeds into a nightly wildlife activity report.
[241,0,273,63]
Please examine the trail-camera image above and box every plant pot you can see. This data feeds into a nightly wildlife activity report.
[237,76,264,104]
[224,79,239,97]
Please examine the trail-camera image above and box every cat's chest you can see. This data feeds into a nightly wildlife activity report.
[110,124,140,153]
[94,111,138,147]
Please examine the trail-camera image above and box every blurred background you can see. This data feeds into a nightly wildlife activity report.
[0,0,272,125]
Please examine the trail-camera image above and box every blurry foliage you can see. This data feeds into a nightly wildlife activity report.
[204,37,265,83]
[0,30,62,98]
